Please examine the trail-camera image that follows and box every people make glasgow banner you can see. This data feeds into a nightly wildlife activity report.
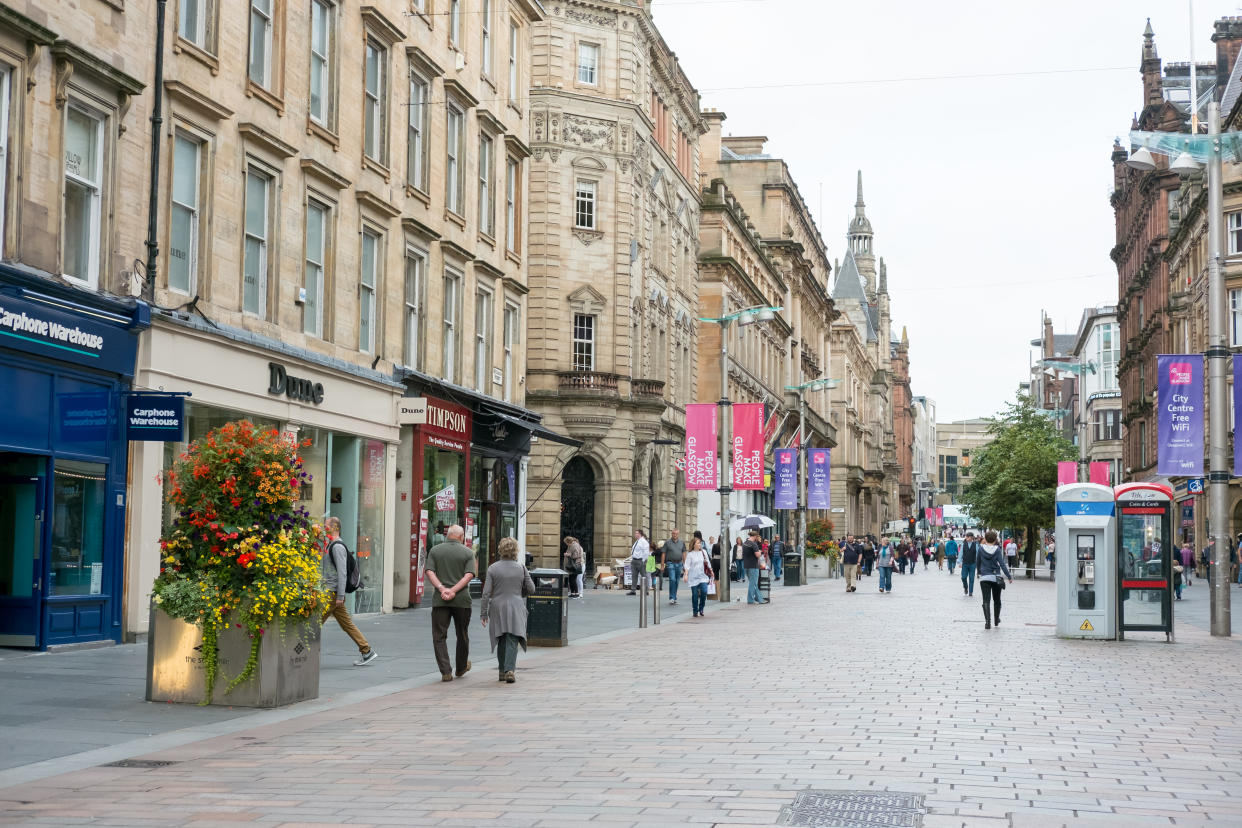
[1157,354,1203,477]
[774,448,797,509]
[684,404,717,490]
[731,403,765,490]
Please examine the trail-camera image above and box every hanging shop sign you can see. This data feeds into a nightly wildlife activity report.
[807,448,830,509]
[125,393,186,441]
[684,404,717,490]
[774,448,797,509]
[731,402,764,490]
[267,362,324,405]
[0,291,137,374]
[1157,354,1203,476]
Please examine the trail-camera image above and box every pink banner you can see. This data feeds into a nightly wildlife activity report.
[1088,462,1110,485]
[731,403,765,490]
[1058,461,1078,485]
[934,507,944,527]
[684,404,718,490]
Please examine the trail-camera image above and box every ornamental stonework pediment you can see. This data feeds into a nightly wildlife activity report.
[568,285,607,315]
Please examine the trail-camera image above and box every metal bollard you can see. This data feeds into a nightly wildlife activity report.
[639,573,648,628]
[652,571,661,625]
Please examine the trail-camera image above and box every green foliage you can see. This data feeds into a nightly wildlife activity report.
[805,518,839,562]
[960,393,1076,542]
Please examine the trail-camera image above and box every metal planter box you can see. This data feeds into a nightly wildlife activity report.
[145,608,320,708]
[806,557,831,579]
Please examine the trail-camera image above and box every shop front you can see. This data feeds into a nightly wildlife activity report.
[127,318,401,638]
[0,267,149,648]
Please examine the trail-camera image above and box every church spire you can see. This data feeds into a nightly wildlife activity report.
[855,170,865,214]
[847,169,874,258]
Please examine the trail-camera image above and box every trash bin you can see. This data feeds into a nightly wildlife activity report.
[758,568,771,602]
[468,577,483,600]
[783,552,801,586]
[526,568,569,646]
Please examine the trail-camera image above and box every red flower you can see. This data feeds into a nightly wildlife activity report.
[237,552,256,567]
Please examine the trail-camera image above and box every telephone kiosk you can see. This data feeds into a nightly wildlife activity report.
[1055,483,1117,639]
[1114,482,1175,641]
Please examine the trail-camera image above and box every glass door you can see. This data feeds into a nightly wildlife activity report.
[0,457,46,647]
[1117,505,1172,633]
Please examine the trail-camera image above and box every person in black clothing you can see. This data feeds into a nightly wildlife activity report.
[842,535,861,592]
[743,529,766,604]
[861,539,876,576]
[709,536,722,587]
[959,531,980,596]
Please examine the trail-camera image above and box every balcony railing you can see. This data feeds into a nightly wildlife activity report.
[557,370,620,393]
[632,378,665,398]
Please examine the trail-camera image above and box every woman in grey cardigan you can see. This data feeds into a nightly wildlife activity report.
[481,537,536,683]
[977,529,1013,629]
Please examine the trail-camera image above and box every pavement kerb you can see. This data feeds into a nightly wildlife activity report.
[0,577,835,792]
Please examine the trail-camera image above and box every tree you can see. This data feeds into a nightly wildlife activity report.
[960,393,1076,576]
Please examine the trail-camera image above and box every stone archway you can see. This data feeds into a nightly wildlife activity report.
[560,457,597,575]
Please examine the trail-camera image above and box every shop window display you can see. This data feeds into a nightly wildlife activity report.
[49,460,106,596]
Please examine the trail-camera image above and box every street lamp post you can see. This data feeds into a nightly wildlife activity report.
[1129,100,1236,636]
[701,303,782,603]
[785,378,840,583]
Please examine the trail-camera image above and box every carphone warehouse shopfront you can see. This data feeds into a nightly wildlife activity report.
[0,267,149,648]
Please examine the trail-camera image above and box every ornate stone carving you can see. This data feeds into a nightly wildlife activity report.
[532,111,545,143]
[116,92,132,135]
[573,228,604,247]
[549,149,560,161]
[565,7,617,27]
[53,57,73,108]
[562,114,615,151]
[533,148,544,161]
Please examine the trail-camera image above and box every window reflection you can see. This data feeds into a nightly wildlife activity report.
[50,459,106,596]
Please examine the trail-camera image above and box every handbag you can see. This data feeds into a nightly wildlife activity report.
[706,580,717,595]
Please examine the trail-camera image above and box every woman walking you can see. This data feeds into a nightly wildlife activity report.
[876,537,896,593]
[709,536,722,587]
[732,536,745,582]
[977,530,1013,629]
[480,537,536,683]
[562,536,585,598]
[684,537,714,617]
[906,540,920,575]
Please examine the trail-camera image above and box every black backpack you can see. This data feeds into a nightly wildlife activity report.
[330,539,362,593]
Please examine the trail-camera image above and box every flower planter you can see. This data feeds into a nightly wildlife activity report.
[145,608,320,708]
[806,556,831,579]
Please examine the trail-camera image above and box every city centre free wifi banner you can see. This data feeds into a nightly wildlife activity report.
[1157,354,1203,477]
[731,402,765,490]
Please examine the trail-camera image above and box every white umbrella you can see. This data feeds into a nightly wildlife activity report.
[729,514,776,533]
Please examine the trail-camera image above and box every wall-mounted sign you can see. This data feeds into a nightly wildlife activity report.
[399,397,428,425]
[125,394,185,442]
[0,292,137,375]
[422,396,471,441]
[267,362,324,405]
[58,391,112,443]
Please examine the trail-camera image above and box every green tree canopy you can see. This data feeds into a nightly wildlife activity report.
[960,393,1076,544]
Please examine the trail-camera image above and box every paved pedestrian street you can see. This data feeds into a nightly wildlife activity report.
[2,569,1241,828]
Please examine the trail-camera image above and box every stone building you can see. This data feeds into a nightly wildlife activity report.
[1029,314,1077,445]
[936,419,993,505]
[693,112,837,548]
[522,0,706,571]
[828,176,892,536]
[891,328,914,522]
[911,395,938,521]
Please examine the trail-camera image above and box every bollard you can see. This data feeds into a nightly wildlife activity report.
[652,570,661,625]
[639,573,648,628]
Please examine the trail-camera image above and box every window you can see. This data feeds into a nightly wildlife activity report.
[0,68,8,259]
[577,42,598,85]
[1231,289,1242,347]
[304,200,328,336]
[168,134,201,295]
[505,156,519,252]
[572,314,594,371]
[243,168,270,315]
[359,229,380,353]
[1098,322,1119,389]
[574,179,596,230]
[481,0,492,77]
[63,104,104,287]
[474,287,493,392]
[449,0,461,47]
[179,0,208,48]
[446,103,464,214]
[407,73,429,191]
[502,302,518,401]
[508,21,519,105]
[404,248,426,369]
[1094,408,1121,442]
[309,0,332,125]
[363,40,387,163]
[443,269,461,381]
[248,0,273,88]
[1139,420,1148,468]
[1230,211,1242,255]
[478,135,494,236]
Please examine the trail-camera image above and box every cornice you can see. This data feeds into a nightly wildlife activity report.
[238,122,297,158]
[164,79,233,120]
[300,157,351,190]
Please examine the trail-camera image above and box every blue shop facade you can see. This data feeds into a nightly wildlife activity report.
[0,265,148,648]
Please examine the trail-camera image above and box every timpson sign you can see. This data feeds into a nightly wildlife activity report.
[399,396,471,440]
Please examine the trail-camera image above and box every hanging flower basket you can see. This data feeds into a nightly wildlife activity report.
[146,421,329,706]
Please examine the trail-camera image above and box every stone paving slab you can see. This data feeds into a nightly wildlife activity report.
[1,567,1241,826]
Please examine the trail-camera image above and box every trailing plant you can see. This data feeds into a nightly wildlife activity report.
[804,518,839,564]
[152,421,328,704]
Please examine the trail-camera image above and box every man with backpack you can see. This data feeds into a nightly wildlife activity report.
[322,516,378,666]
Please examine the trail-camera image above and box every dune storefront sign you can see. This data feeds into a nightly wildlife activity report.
[267,362,325,405]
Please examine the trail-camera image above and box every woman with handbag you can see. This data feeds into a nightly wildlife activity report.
[732,537,745,582]
[876,537,896,593]
[481,537,537,683]
[562,536,585,598]
[977,529,1013,629]
[684,537,714,617]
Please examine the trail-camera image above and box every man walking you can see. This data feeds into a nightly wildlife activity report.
[743,529,766,604]
[842,535,861,592]
[424,524,476,681]
[1004,536,1019,573]
[627,530,650,595]
[770,534,785,580]
[662,529,686,605]
[959,531,979,597]
[944,534,959,575]
[321,517,378,666]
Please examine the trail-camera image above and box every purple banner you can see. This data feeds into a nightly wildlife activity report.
[506,462,516,505]
[807,448,830,510]
[1157,354,1204,476]
[774,448,797,509]
[1236,360,1242,477]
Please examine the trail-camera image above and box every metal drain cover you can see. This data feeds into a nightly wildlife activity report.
[103,759,179,769]
[777,790,925,827]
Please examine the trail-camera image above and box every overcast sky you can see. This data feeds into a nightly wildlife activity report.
[653,0,1240,422]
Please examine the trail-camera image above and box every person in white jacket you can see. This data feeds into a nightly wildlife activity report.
[626,530,650,596]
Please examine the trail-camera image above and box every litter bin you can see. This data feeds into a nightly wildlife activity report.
[758,568,771,602]
[526,568,569,646]
[783,552,801,587]
[468,577,483,600]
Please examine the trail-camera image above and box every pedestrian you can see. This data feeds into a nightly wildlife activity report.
[480,537,536,683]
[935,537,945,570]
[424,524,476,681]
[1180,542,1194,587]
[1173,555,1184,600]
[732,536,746,582]
[743,529,766,604]
[922,539,932,569]
[876,536,896,593]
[977,530,1013,629]
[770,534,785,580]
[959,531,979,597]
[861,538,876,576]
[906,539,919,574]
[562,536,585,598]
[662,529,686,605]
[842,534,861,593]
[684,537,714,617]
[320,516,378,666]
[1233,537,1240,585]
[1046,543,1055,577]
[626,530,650,596]
[1004,536,1019,573]
[944,534,958,575]
[709,535,723,586]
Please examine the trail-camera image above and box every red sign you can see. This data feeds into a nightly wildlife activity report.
[684,404,717,490]
[1122,579,1167,589]
[1122,507,1165,514]
[422,396,471,442]
[732,403,765,490]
